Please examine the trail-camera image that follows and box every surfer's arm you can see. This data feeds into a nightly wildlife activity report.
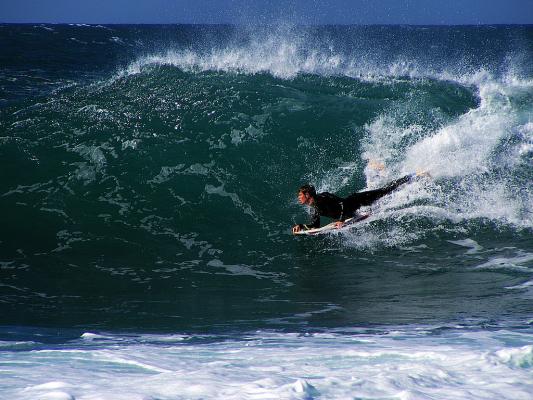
[292,211,320,233]
[308,210,320,228]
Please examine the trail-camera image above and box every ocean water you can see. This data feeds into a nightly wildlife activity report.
[1,23,532,399]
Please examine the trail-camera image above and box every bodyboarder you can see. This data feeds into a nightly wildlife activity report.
[292,171,428,234]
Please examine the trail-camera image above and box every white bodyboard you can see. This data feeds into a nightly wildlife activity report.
[294,213,370,236]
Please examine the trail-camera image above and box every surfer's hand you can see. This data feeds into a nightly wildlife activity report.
[334,221,344,229]
[292,225,301,234]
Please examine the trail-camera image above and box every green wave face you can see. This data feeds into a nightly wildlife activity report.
[0,25,532,331]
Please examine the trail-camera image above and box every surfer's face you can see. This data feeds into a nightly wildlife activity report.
[298,191,311,205]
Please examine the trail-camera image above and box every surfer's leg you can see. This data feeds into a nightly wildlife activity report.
[346,174,414,207]
[379,174,414,193]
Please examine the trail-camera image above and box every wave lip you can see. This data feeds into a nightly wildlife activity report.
[124,43,345,80]
[118,26,533,89]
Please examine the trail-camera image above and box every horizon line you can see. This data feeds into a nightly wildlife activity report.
[1,22,532,27]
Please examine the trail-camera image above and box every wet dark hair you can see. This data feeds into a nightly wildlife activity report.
[298,184,316,198]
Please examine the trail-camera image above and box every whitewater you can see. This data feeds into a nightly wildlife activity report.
[0,24,532,399]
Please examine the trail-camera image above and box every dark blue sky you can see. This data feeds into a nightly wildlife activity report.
[1,0,532,24]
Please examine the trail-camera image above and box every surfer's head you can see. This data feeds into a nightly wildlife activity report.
[298,184,316,205]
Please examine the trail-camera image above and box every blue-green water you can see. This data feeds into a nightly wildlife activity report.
[1,24,532,399]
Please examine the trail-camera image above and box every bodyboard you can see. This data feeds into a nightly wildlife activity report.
[294,213,370,236]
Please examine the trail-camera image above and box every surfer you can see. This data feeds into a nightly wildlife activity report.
[292,171,428,234]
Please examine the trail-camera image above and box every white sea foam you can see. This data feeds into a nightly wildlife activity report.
[122,38,343,80]
[494,345,533,368]
[205,184,258,220]
[473,252,533,272]
[34,382,69,390]
[506,279,533,290]
[207,259,289,284]
[359,75,533,239]
[402,82,515,178]
[2,328,533,400]
[122,45,419,82]
[448,238,484,254]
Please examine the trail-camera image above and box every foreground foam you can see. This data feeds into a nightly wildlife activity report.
[2,327,532,400]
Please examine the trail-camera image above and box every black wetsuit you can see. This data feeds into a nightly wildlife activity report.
[300,174,414,229]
